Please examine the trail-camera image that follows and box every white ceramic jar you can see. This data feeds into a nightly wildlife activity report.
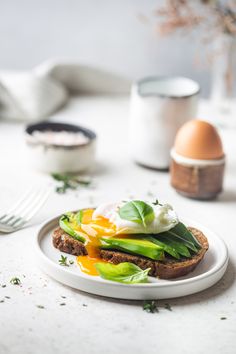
[129,76,200,169]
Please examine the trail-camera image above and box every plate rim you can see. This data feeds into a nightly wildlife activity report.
[35,212,229,289]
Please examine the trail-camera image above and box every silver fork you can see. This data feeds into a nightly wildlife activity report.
[0,185,51,233]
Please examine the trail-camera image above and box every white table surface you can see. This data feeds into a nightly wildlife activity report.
[0,97,235,354]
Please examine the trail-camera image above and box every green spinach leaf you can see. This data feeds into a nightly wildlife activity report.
[146,236,180,259]
[95,262,150,284]
[170,223,201,249]
[118,200,154,227]
[155,235,191,258]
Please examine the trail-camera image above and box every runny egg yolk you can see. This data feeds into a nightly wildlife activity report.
[77,256,107,276]
[76,208,116,276]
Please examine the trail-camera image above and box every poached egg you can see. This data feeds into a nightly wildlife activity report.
[92,201,178,235]
[73,200,179,276]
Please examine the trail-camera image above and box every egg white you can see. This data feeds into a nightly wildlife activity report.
[92,201,178,234]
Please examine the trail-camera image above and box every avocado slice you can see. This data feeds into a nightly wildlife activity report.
[59,214,86,243]
[101,237,164,260]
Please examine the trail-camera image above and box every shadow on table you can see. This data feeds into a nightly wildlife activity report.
[91,161,111,177]
[217,189,236,203]
[70,258,235,308]
[167,258,235,307]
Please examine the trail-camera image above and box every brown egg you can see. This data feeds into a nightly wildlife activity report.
[174,120,224,160]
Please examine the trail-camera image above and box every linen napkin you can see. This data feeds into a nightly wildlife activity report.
[0,60,131,122]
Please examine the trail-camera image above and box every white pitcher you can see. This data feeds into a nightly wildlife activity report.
[129,76,199,170]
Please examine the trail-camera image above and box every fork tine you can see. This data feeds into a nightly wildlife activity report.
[10,188,51,228]
[2,186,46,225]
[0,187,34,222]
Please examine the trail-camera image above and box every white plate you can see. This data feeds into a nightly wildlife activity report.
[35,215,229,300]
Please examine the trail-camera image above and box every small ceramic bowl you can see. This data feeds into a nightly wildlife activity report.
[25,122,96,173]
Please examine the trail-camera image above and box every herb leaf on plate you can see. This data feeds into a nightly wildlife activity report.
[152,199,163,206]
[170,223,201,249]
[58,255,69,267]
[155,222,201,254]
[119,200,155,227]
[61,214,70,222]
[95,262,150,284]
[154,234,191,257]
[147,236,180,259]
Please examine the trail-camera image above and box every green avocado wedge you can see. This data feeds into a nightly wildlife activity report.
[146,236,180,259]
[101,237,164,260]
[59,213,86,243]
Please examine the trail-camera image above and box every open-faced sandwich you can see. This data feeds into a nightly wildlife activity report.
[52,200,209,284]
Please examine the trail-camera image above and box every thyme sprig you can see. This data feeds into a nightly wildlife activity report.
[10,277,21,285]
[143,301,173,313]
[164,303,172,311]
[51,173,91,194]
[143,300,159,313]
[58,255,69,267]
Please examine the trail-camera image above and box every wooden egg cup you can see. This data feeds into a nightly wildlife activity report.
[170,154,225,200]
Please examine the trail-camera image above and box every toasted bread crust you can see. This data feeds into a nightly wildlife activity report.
[52,227,87,256]
[52,226,209,279]
[100,227,209,279]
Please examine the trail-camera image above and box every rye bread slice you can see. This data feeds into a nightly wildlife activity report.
[52,227,87,256]
[100,227,209,279]
[52,226,209,279]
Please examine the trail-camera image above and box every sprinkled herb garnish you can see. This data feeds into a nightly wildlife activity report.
[51,173,91,194]
[58,255,69,267]
[60,303,66,306]
[164,303,172,311]
[0,299,4,303]
[61,214,70,222]
[61,296,66,299]
[5,296,10,299]
[153,199,162,206]
[82,304,88,307]
[221,317,227,320]
[37,305,45,309]
[143,300,159,313]
[1,284,6,288]
[10,277,21,285]
[69,260,74,265]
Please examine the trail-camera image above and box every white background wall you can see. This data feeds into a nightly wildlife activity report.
[0,0,211,96]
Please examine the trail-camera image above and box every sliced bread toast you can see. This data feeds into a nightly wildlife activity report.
[52,226,208,279]
[100,227,208,279]
[52,227,87,256]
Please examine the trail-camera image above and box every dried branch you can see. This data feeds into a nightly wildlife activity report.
[155,0,236,37]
